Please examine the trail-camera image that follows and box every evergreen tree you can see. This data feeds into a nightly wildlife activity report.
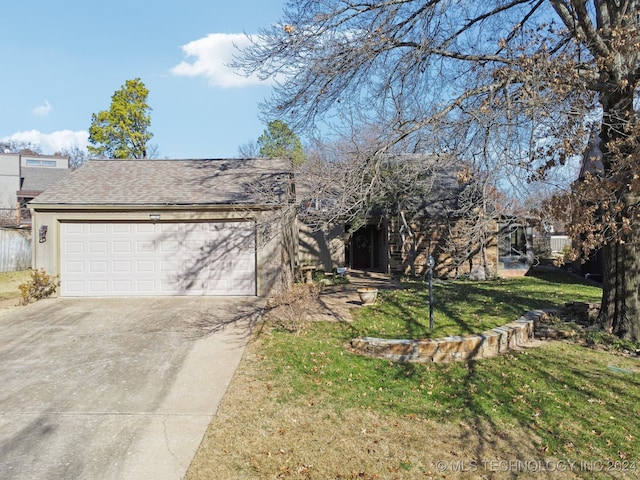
[88,78,153,159]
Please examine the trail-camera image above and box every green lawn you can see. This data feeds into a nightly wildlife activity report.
[351,269,603,339]
[258,270,639,473]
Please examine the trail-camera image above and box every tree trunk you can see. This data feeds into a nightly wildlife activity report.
[599,239,640,342]
[597,88,640,342]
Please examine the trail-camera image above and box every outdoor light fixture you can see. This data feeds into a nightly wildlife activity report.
[38,225,48,243]
[149,214,160,223]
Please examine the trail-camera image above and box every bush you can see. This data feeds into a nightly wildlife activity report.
[18,268,60,305]
[265,283,322,335]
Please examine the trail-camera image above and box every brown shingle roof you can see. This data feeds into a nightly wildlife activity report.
[30,158,292,206]
[20,166,70,192]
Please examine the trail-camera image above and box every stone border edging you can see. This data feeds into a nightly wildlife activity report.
[350,309,557,363]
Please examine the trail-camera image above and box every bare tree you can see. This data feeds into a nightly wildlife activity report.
[296,133,467,276]
[236,1,640,341]
[237,140,260,159]
[0,141,42,155]
[58,146,87,170]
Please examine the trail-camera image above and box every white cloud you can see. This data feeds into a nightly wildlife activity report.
[170,33,270,88]
[33,100,52,116]
[1,130,88,154]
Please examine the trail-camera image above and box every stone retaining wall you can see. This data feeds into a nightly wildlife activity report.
[350,309,555,363]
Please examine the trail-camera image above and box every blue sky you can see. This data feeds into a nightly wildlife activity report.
[0,0,285,159]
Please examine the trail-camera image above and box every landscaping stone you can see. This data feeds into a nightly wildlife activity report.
[350,310,550,363]
[468,265,487,281]
[415,340,438,357]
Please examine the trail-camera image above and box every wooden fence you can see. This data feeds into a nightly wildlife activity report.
[0,227,32,272]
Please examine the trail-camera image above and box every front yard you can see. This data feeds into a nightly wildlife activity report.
[0,270,30,302]
[351,269,602,339]
[188,270,639,479]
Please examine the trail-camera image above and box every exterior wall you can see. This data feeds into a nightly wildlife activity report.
[297,215,531,279]
[31,206,293,297]
[297,221,346,271]
[0,154,21,221]
[258,207,298,296]
[387,217,443,276]
[386,217,501,278]
[20,155,69,169]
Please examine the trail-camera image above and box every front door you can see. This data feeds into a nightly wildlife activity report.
[352,227,372,269]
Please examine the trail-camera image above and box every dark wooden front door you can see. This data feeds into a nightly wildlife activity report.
[352,228,372,269]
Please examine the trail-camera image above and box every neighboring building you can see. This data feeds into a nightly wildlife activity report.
[30,158,296,297]
[531,220,572,259]
[0,153,70,226]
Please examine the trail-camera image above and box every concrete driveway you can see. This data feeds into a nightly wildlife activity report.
[0,296,263,480]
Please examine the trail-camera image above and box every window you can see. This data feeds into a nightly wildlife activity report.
[25,159,57,167]
[498,222,531,269]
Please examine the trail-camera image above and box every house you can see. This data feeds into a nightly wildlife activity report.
[296,156,534,278]
[299,215,533,279]
[0,152,70,226]
[29,158,296,297]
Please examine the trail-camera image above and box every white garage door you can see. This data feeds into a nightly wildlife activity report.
[60,222,256,296]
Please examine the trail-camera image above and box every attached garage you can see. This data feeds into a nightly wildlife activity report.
[30,159,296,298]
[60,221,256,296]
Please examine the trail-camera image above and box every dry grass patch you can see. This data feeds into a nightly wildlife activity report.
[0,270,31,302]
[187,335,585,480]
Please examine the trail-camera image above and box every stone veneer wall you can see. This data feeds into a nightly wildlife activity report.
[386,216,501,279]
[350,309,555,363]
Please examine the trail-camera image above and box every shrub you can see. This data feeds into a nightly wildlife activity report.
[265,283,322,335]
[18,268,60,305]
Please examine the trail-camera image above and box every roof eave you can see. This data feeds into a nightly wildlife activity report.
[28,203,285,212]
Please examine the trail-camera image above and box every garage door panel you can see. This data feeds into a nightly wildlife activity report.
[135,280,157,293]
[89,261,108,273]
[135,260,155,272]
[64,223,85,234]
[234,276,255,292]
[113,261,132,273]
[160,239,180,252]
[89,280,108,294]
[161,260,179,274]
[112,224,132,234]
[64,280,85,294]
[65,242,85,254]
[233,257,253,270]
[113,241,132,253]
[136,241,155,253]
[113,280,133,293]
[60,222,256,296]
[160,223,180,233]
[89,242,107,253]
[65,261,84,273]
[89,224,107,234]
